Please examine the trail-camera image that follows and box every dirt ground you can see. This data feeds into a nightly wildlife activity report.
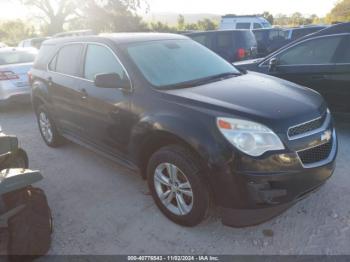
[1,105,350,255]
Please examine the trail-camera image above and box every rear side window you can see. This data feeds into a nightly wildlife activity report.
[55,44,83,76]
[278,36,342,65]
[84,44,127,81]
[236,23,251,29]
[189,34,213,49]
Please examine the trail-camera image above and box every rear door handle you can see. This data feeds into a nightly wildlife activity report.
[47,77,52,86]
[79,88,88,100]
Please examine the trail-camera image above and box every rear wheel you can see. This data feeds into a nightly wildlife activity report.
[36,105,63,147]
[147,145,210,227]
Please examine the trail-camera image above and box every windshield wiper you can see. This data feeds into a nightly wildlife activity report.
[162,72,241,90]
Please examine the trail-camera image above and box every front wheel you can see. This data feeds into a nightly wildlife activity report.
[147,145,210,227]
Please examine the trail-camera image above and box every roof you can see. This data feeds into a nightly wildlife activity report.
[222,14,265,18]
[0,47,38,53]
[43,33,188,46]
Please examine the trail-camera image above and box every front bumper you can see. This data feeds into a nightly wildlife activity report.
[212,129,337,227]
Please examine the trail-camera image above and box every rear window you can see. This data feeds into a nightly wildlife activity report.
[0,50,36,65]
[237,31,257,47]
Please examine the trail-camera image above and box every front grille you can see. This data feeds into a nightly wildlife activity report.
[288,115,325,138]
[297,140,332,165]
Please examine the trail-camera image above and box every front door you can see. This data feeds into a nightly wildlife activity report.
[76,43,133,155]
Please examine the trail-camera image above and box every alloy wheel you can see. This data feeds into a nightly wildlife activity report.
[154,163,194,216]
[39,112,53,143]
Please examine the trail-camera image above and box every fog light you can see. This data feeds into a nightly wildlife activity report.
[278,154,293,164]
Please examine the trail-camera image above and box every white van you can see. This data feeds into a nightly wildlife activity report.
[220,15,272,30]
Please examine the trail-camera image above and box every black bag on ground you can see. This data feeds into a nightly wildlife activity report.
[2,186,52,257]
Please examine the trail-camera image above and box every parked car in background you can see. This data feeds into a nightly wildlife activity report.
[18,37,50,49]
[31,33,336,227]
[234,23,350,114]
[253,28,290,57]
[0,47,37,106]
[285,25,327,42]
[220,15,272,30]
[253,26,327,58]
[53,29,95,38]
[0,43,7,49]
[186,30,257,62]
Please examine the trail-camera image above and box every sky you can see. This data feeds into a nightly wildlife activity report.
[0,0,338,20]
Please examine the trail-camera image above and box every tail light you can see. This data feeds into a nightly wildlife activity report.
[0,71,19,81]
[27,71,33,85]
[236,48,246,60]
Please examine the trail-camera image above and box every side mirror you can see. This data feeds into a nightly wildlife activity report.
[94,73,131,90]
[268,57,279,72]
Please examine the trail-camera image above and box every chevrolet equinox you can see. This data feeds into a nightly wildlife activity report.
[30,34,337,227]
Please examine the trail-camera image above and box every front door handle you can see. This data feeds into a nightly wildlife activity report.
[79,88,88,100]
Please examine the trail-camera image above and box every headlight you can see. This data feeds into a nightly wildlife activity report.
[217,117,284,157]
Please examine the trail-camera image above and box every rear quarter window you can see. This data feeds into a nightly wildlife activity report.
[33,44,58,70]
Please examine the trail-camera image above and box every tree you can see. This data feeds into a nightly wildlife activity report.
[262,11,274,25]
[20,0,78,34]
[177,15,185,31]
[0,20,36,45]
[73,0,149,33]
[326,0,350,23]
[197,19,217,30]
[20,0,149,35]
[149,21,176,32]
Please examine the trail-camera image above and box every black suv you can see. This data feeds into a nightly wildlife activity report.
[186,30,258,63]
[30,33,337,227]
[235,23,350,114]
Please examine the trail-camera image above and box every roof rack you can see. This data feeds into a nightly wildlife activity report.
[222,14,263,18]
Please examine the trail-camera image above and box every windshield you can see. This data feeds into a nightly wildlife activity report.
[0,50,36,65]
[126,39,240,89]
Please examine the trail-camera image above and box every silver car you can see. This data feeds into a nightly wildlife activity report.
[0,48,37,106]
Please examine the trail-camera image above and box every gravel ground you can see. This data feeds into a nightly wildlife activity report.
[1,105,350,255]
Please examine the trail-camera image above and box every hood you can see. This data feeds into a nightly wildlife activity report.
[165,72,326,132]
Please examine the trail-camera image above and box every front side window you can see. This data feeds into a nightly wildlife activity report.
[236,23,251,29]
[278,36,342,65]
[55,44,83,76]
[126,39,240,88]
[84,44,127,81]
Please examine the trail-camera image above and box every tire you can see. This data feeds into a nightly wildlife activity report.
[147,145,210,227]
[36,105,63,147]
[0,149,28,169]
[4,187,52,257]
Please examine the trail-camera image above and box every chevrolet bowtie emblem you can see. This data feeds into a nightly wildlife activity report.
[321,130,332,142]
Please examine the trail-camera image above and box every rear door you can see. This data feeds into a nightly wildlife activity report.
[270,35,343,112]
[48,43,85,136]
[75,43,133,155]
